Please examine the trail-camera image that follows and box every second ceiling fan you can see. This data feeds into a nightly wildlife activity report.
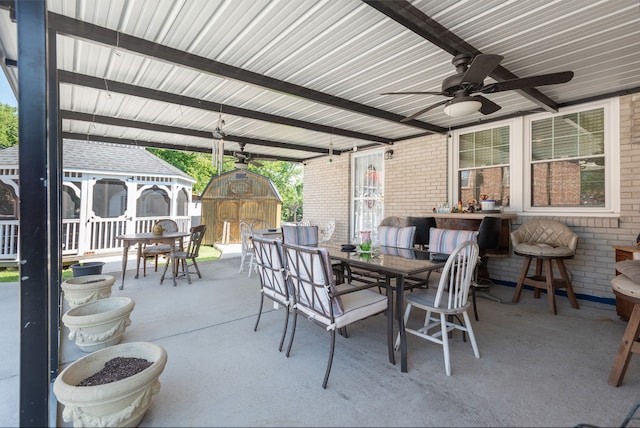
[382,53,574,121]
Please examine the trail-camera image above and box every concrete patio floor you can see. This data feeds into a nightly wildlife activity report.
[1,245,640,427]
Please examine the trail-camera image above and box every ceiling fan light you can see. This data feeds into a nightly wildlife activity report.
[443,97,482,117]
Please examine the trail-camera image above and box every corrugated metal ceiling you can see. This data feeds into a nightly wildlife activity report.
[0,0,638,163]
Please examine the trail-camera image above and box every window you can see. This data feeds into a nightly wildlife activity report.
[0,182,18,219]
[452,99,618,214]
[456,126,510,207]
[62,184,81,219]
[92,179,127,218]
[351,150,384,242]
[176,188,189,216]
[530,109,605,207]
[137,186,170,217]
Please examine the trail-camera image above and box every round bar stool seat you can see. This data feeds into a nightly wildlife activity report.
[609,274,640,387]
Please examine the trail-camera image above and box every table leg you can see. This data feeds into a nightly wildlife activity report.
[119,243,130,290]
[396,274,408,373]
[384,275,395,365]
[134,244,142,279]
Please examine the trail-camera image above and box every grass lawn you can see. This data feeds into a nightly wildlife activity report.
[0,245,222,283]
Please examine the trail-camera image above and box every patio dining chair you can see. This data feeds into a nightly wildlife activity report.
[139,219,179,277]
[252,236,291,352]
[395,240,480,376]
[160,224,206,285]
[282,242,392,389]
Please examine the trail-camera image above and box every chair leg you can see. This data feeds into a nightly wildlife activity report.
[192,258,202,278]
[534,259,543,299]
[543,259,557,315]
[395,302,413,351]
[154,255,159,272]
[556,259,579,309]
[160,255,170,285]
[279,305,290,353]
[609,304,640,387]
[512,256,533,303]
[462,310,480,358]
[286,311,298,358]
[254,294,264,332]
[471,286,479,321]
[322,329,336,389]
[440,313,451,376]
[247,253,254,278]
[184,258,191,285]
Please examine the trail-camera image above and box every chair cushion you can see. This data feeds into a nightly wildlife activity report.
[513,242,574,257]
[378,226,416,249]
[143,244,172,255]
[429,228,479,255]
[611,274,640,300]
[616,260,640,284]
[334,288,388,329]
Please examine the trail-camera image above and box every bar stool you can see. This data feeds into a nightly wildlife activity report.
[609,273,640,387]
[511,219,579,314]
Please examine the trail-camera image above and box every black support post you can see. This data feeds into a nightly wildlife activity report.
[17,1,51,426]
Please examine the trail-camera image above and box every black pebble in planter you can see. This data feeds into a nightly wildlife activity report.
[71,262,105,277]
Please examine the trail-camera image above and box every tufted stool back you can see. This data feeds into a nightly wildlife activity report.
[511,219,577,256]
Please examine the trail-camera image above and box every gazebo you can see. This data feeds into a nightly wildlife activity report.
[0,139,195,263]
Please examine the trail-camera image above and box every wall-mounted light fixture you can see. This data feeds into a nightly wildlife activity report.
[384,149,394,160]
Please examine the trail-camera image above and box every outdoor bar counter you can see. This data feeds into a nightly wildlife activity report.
[431,212,518,256]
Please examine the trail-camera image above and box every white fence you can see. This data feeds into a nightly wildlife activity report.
[0,216,192,261]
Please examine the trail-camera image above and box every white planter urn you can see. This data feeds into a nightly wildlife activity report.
[61,274,115,308]
[53,341,168,428]
[62,297,135,353]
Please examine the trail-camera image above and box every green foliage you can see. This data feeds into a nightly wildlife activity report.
[147,149,215,194]
[244,160,303,222]
[0,103,18,149]
[147,148,303,222]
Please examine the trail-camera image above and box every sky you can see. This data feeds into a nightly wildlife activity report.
[0,71,17,107]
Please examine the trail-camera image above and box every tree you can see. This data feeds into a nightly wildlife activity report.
[147,148,303,222]
[0,104,18,148]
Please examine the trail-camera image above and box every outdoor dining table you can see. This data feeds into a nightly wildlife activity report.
[116,231,190,289]
[252,227,283,239]
[324,245,446,373]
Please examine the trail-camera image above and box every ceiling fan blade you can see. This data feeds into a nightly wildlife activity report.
[249,159,263,167]
[462,54,504,85]
[400,99,450,122]
[381,91,445,96]
[480,71,574,93]
[476,95,502,115]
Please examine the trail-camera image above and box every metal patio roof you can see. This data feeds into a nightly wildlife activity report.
[0,0,638,163]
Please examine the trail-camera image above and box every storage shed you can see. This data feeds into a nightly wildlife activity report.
[201,169,282,244]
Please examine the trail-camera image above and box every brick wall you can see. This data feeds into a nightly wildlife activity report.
[303,94,640,302]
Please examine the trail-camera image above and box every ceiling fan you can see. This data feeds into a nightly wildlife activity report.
[232,144,263,169]
[382,53,574,121]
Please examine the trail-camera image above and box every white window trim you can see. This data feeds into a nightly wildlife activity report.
[449,118,519,210]
[523,98,619,215]
[450,98,620,216]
